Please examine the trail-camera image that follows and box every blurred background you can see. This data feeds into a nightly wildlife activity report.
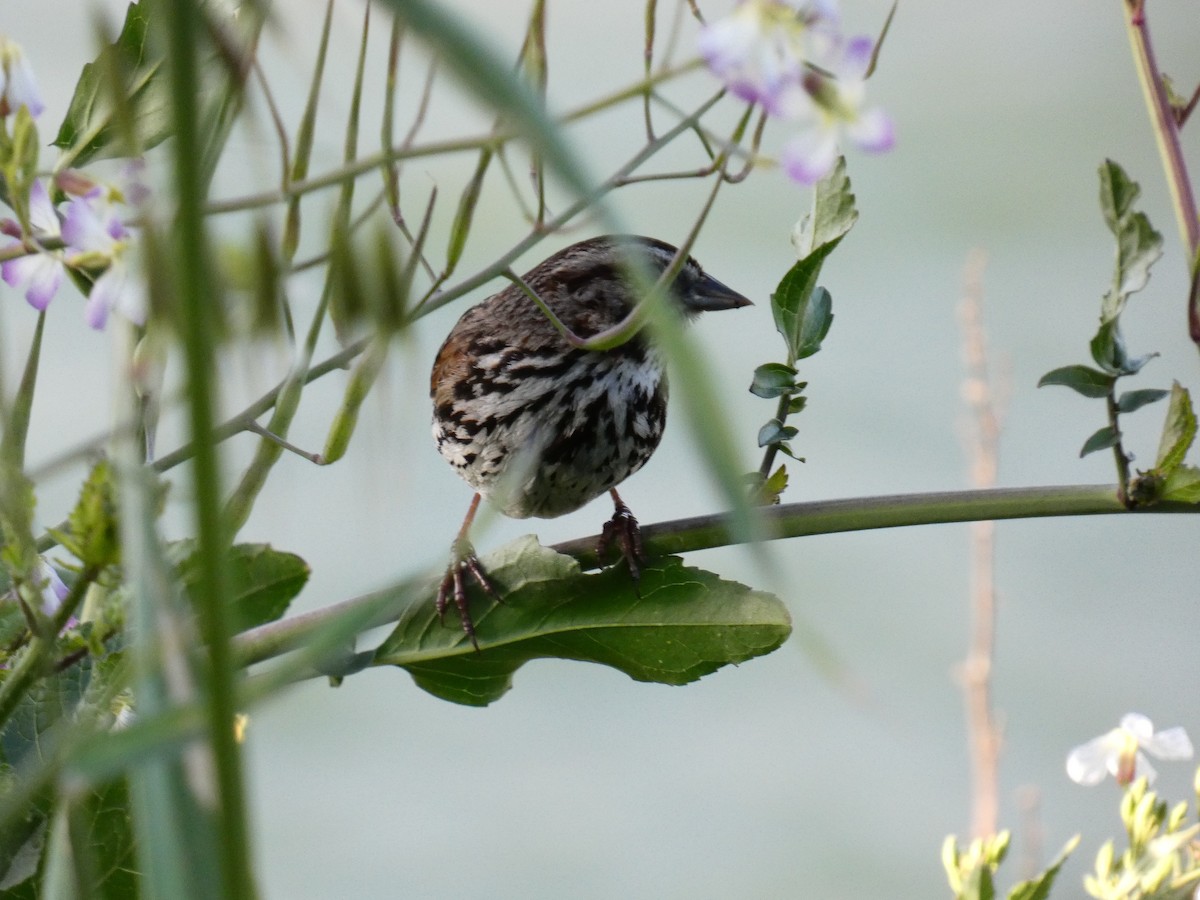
[7,0,1200,896]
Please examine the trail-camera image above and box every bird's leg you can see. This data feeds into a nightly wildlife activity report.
[437,493,501,650]
[598,488,647,584]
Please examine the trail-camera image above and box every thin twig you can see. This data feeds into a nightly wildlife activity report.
[1121,0,1200,342]
[957,249,1003,840]
[31,93,728,546]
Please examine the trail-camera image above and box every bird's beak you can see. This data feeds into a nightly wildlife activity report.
[686,273,753,312]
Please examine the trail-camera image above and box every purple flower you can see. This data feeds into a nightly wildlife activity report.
[0,558,71,623]
[699,3,894,185]
[3,177,148,328]
[0,37,44,118]
[33,560,70,616]
[699,1,836,117]
[62,193,147,329]
[1,179,65,310]
[779,36,894,184]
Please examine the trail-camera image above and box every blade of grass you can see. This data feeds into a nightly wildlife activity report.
[160,0,252,895]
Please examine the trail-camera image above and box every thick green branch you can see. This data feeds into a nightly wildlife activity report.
[555,483,1140,568]
[232,483,1183,671]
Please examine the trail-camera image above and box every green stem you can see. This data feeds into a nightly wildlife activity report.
[0,311,45,468]
[232,483,1158,670]
[203,59,704,217]
[757,391,792,479]
[1106,388,1133,507]
[163,0,252,895]
[556,484,1137,569]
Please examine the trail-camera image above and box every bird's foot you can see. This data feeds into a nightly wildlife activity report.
[598,494,646,586]
[436,539,502,651]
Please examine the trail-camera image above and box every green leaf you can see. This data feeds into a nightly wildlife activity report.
[1116,388,1169,414]
[0,465,37,580]
[1006,835,1079,900]
[791,156,859,258]
[53,2,261,177]
[1089,319,1157,376]
[50,461,121,570]
[1163,465,1200,503]
[786,395,808,415]
[771,273,834,363]
[757,464,789,505]
[749,363,798,399]
[1099,158,1140,229]
[965,863,996,900]
[1097,160,1164,323]
[0,661,93,888]
[373,537,791,707]
[53,3,164,164]
[39,778,139,900]
[176,542,309,632]
[1080,425,1120,458]
[1037,365,1115,398]
[1088,319,1123,374]
[771,158,853,363]
[757,419,798,448]
[1155,381,1197,473]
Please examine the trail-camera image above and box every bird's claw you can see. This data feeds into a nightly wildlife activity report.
[598,499,646,586]
[436,542,502,651]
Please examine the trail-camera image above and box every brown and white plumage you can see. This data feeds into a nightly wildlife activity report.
[430,234,750,645]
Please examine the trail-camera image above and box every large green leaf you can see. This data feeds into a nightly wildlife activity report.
[0,661,92,890]
[52,0,260,178]
[174,542,309,632]
[38,778,139,900]
[374,537,791,707]
[53,3,165,165]
[1155,381,1197,474]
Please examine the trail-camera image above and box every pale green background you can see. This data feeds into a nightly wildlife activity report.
[7,1,1200,897]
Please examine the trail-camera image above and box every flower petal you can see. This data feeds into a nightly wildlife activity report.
[1120,712,1155,741]
[27,179,60,238]
[84,272,116,329]
[841,35,875,80]
[35,560,69,615]
[5,53,44,118]
[2,251,64,310]
[1067,733,1118,786]
[781,126,839,184]
[1132,751,1159,784]
[62,196,116,253]
[849,107,895,153]
[1142,726,1194,761]
[113,268,148,326]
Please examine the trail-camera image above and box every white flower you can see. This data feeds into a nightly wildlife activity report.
[0,37,44,118]
[1067,713,1193,786]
